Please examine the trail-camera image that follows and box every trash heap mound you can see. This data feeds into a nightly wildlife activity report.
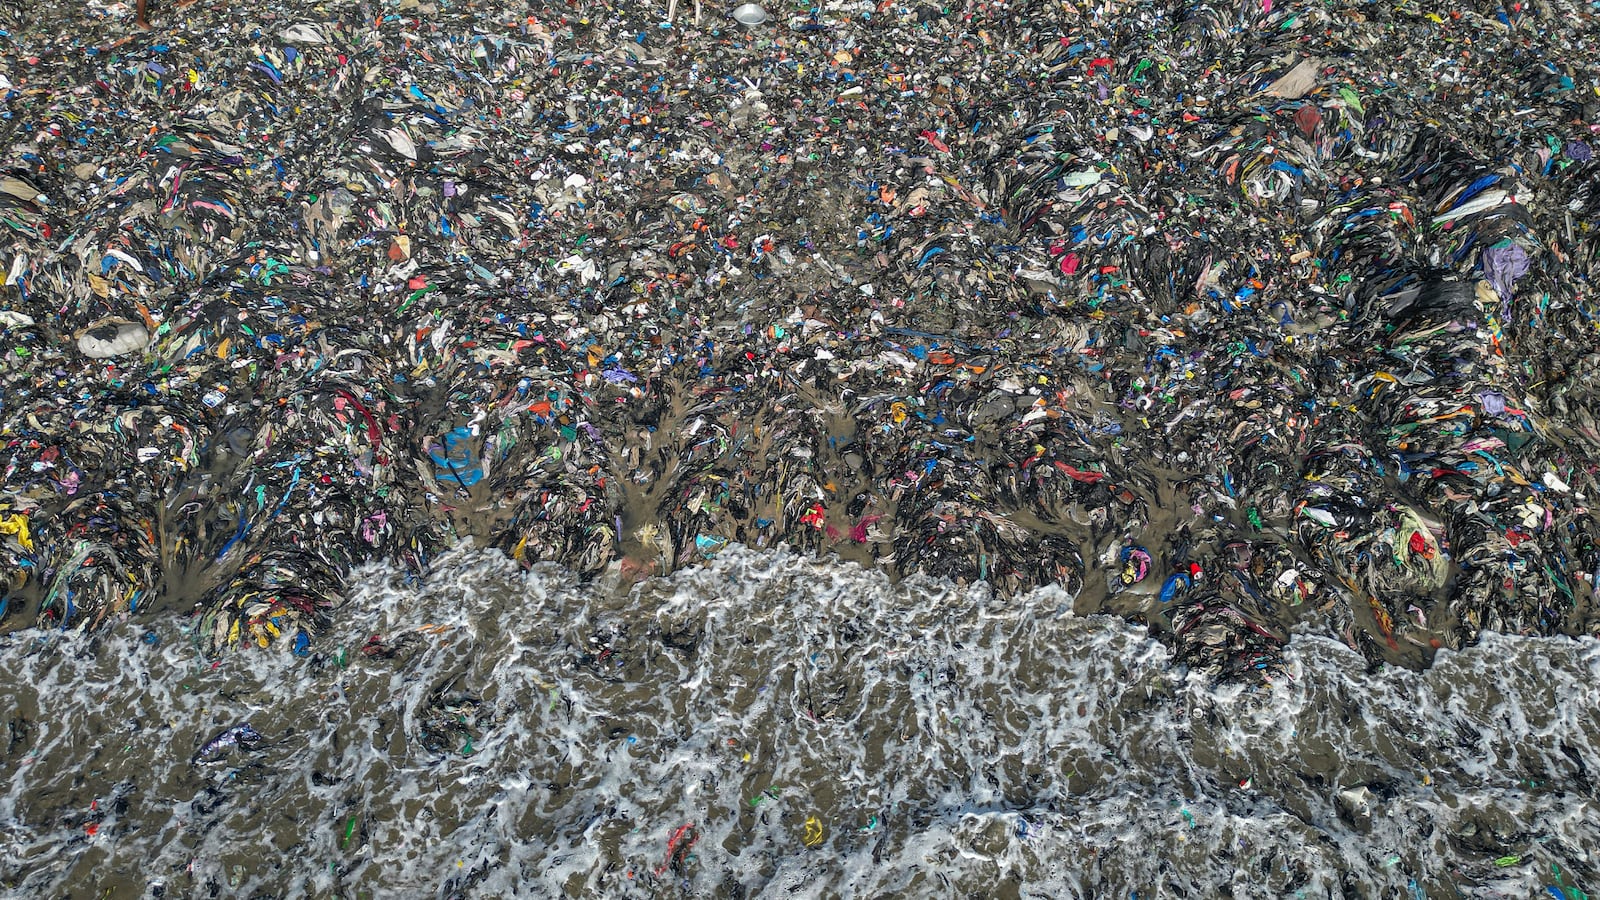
[2,0,1598,676]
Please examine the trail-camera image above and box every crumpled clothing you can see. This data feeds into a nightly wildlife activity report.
[1481,244,1530,303]
[0,515,33,553]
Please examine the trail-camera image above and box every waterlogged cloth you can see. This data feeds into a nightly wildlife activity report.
[0,549,1594,897]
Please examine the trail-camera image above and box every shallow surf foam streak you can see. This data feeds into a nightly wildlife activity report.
[0,545,1596,898]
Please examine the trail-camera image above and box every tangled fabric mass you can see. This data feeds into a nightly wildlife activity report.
[1,0,1599,676]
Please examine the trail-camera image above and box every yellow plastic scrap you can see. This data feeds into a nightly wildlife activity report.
[0,514,34,552]
[802,815,825,847]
